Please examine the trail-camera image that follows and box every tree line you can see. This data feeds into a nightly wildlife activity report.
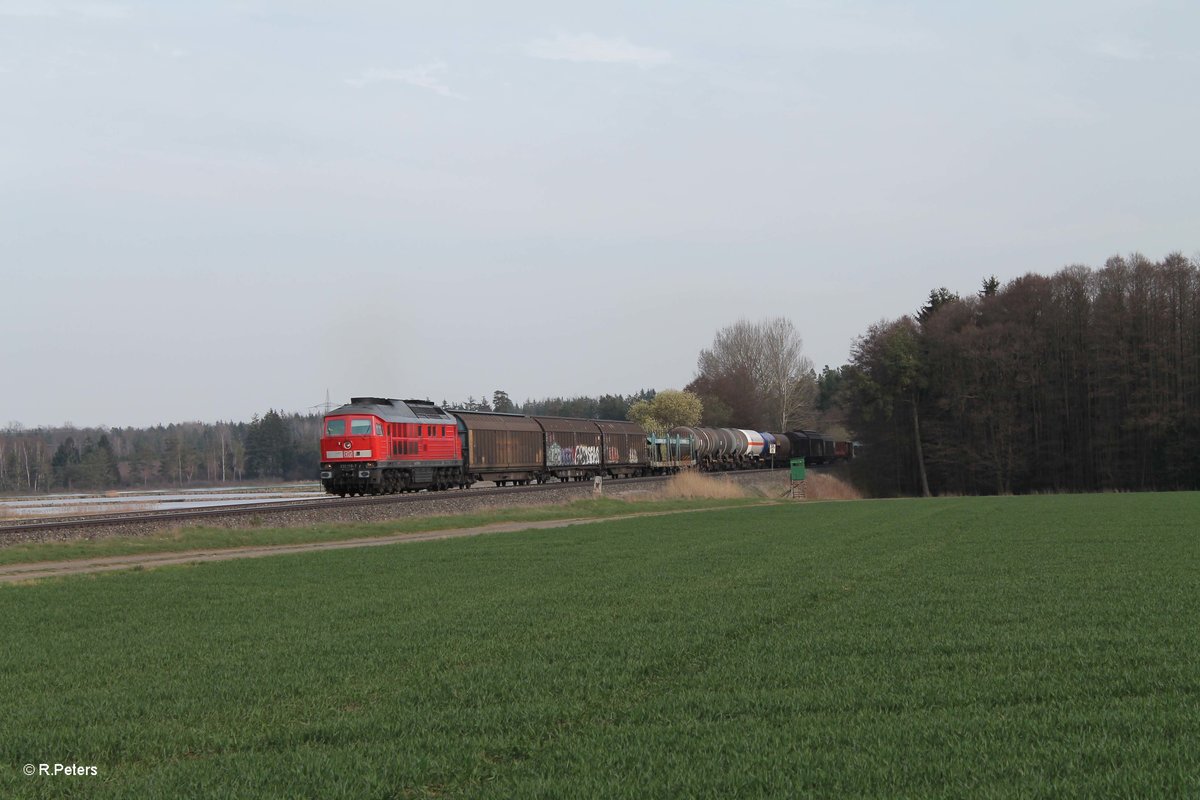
[837,252,1200,496]
[447,390,655,420]
[0,410,320,494]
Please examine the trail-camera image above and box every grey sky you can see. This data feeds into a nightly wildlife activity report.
[2,0,1197,428]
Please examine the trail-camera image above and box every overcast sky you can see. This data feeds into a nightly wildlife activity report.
[2,0,1197,429]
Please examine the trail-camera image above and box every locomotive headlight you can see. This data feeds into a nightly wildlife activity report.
[366,462,376,468]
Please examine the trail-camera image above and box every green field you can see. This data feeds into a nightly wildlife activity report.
[2,493,1198,798]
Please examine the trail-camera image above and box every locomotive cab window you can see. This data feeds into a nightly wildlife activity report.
[326,419,346,436]
[350,419,372,435]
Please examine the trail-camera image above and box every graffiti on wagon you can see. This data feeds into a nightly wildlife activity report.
[547,441,601,467]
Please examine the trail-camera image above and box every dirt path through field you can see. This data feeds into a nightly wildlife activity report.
[0,505,763,585]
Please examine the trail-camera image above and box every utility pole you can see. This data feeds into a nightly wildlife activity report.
[310,390,336,416]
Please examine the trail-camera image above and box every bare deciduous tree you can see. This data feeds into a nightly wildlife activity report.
[691,318,816,430]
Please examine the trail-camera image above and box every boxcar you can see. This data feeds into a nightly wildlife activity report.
[784,431,811,463]
[807,430,836,464]
[595,419,648,477]
[452,411,544,486]
[532,416,603,481]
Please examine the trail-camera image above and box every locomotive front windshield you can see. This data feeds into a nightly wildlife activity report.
[325,418,375,436]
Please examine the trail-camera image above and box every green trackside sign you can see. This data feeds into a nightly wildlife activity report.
[790,458,806,480]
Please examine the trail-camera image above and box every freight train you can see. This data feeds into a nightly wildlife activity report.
[319,397,853,497]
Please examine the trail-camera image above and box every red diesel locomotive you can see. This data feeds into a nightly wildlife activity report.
[320,398,464,495]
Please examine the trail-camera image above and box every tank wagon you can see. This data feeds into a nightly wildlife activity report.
[320,396,854,495]
[668,426,788,471]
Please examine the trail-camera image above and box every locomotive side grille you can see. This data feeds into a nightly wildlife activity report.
[403,400,452,419]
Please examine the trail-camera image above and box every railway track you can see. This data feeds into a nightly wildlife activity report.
[0,475,677,539]
[0,467,806,546]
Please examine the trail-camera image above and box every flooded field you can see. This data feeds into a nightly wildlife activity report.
[0,483,326,519]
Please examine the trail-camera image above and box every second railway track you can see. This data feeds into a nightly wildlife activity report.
[0,474,690,545]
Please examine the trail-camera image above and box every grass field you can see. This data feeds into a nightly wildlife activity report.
[2,493,1198,798]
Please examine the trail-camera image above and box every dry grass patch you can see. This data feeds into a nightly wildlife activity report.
[655,472,747,500]
[53,501,157,517]
[804,472,863,501]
